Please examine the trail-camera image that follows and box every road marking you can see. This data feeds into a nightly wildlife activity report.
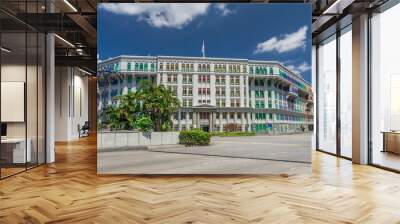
[213,141,309,147]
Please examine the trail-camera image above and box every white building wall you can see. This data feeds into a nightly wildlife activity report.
[210,74,216,106]
[97,56,314,134]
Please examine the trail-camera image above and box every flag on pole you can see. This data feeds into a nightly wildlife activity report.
[201,40,205,58]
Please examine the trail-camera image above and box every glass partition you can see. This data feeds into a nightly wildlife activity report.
[370,3,400,171]
[339,26,352,158]
[317,35,337,154]
[38,32,45,165]
[0,29,28,177]
[27,31,38,169]
[0,1,46,179]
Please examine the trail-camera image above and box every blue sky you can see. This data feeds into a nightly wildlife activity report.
[98,3,312,82]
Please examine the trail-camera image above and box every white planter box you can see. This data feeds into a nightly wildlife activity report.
[98,131,180,149]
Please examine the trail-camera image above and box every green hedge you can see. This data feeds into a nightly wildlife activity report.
[210,132,256,137]
[179,129,211,146]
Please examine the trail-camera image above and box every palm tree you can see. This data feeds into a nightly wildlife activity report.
[105,80,180,132]
[138,80,180,131]
[106,92,140,130]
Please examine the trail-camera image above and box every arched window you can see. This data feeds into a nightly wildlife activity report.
[139,63,143,71]
[127,62,131,71]
[166,63,170,70]
[159,63,163,70]
[207,64,210,72]
[175,63,178,71]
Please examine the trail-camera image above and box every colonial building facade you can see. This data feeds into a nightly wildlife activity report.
[98,55,313,134]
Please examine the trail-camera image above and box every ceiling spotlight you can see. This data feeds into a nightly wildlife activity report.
[54,34,75,48]
[322,0,355,15]
[1,47,11,53]
[78,67,92,76]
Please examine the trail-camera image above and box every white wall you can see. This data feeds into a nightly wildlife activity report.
[55,67,89,141]
[1,63,46,164]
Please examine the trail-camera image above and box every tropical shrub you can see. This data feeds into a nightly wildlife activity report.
[105,80,180,131]
[106,93,140,130]
[179,129,211,146]
[135,116,153,132]
[138,80,180,131]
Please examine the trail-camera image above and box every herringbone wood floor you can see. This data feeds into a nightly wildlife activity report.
[1,135,400,224]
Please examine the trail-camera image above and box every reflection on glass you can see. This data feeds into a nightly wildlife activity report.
[0,1,46,178]
[340,27,352,158]
[318,35,337,154]
[1,31,27,177]
[38,33,46,165]
[371,3,400,171]
[27,31,38,169]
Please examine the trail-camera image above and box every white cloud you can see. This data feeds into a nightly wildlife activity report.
[214,3,233,16]
[297,62,311,72]
[254,26,308,54]
[99,3,211,29]
[99,3,233,29]
[282,61,311,75]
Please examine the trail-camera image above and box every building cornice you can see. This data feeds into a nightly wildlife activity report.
[98,55,311,86]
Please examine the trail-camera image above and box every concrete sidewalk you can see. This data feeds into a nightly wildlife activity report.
[98,134,312,175]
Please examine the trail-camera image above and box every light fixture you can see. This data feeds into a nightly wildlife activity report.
[63,0,78,12]
[54,34,75,48]
[1,47,11,53]
[322,0,354,15]
[78,67,92,76]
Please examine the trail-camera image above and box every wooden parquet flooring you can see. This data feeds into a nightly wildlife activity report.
[1,135,400,224]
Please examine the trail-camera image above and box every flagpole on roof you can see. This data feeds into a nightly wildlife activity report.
[202,40,205,58]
